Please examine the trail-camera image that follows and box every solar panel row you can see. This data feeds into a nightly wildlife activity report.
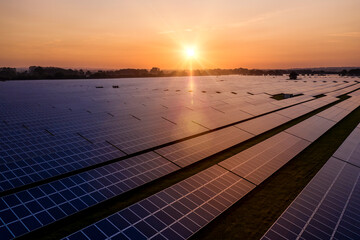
[235,113,291,135]
[219,132,310,185]
[0,77,358,240]
[155,127,253,167]
[262,158,360,240]
[285,95,360,142]
[262,123,360,240]
[0,142,125,192]
[0,152,179,239]
[64,165,255,240]
[0,94,330,238]
[0,88,326,192]
[0,111,283,239]
[61,97,358,240]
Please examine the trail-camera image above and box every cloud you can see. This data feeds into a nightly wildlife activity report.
[225,9,291,29]
[158,28,192,35]
[329,32,360,37]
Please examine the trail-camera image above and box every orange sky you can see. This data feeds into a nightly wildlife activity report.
[0,0,359,69]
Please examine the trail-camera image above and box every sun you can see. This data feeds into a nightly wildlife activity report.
[185,47,196,58]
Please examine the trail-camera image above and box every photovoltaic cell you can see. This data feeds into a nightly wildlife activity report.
[285,115,335,142]
[276,104,314,119]
[285,97,359,143]
[107,123,206,154]
[0,142,126,192]
[317,106,352,122]
[219,132,310,185]
[0,152,179,239]
[64,165,256,240]
[155,127,253,167]
[333,124,360,167]
[0,76,357,239]
[235,113,291,135]
[261,157,360,240]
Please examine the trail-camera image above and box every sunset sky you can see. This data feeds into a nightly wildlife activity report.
[1,0,359,69]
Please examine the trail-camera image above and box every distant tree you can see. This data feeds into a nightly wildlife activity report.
[348,69,360,76]
[150,67,160,73]
[150,67,162,76]
[0,67,17,80]
[339,70,347,76]
[289,71,298,80]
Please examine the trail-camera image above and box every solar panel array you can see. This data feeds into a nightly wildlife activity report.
[65,165,256,240]
[155,127,253,167]
[0,152,180,238]
[63,95,359,240]
[219,132,310,185]
[0,76,359,239]
[262,124,360,240]
[2,76,338,192]
[333,126,360,167]
[1,96,316,238]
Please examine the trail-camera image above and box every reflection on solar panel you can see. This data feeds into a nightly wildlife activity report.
[155,127,253,167]
[0,152,179,238]
[285,96,359,143]
[0,76,358,239]
[261,158,360,240]
[235,113,290,135]
[262,123,360,240]
[285,116,336,142]
[64,165,256,240]
[301,96,337,109]
[219,132,310,185]
[106,122,206,154]
[333,125,360,167]
[0,142,125,192]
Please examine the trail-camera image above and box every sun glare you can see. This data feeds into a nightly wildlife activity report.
[185,47,196,58]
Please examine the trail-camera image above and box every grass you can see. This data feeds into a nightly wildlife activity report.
[19,95,357,240]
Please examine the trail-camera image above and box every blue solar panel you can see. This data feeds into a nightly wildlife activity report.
[219,132,310,185]
[0,152,179,239]
[0,142,126,192]
[0,77,357,240]
[333,125,360,167]
[262,157,360,240]
[155,127,253,167]
[64,165,255,240]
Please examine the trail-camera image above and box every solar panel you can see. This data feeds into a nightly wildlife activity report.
[277,104,314,119]
[301,96,337,109]
[235,113,291,135]
[317,106,352,122]
[285,97,359,143]
[261,157,360,240]
[188,108,250,130]
[0,76,358,239]
[155,127,253,167]
[219,132,310,185]
[107,122,206,154]
[0,152,179,238]
[334,96,360,111]
[285,115,336,142]
[333,125,360,167]
[240,102,279,116]
[64,165,256,240]
[0,142,126,192]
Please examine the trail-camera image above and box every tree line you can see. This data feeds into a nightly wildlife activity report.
[0,66,359,81]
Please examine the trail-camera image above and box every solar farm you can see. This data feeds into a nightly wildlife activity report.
[0,75,359,240]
